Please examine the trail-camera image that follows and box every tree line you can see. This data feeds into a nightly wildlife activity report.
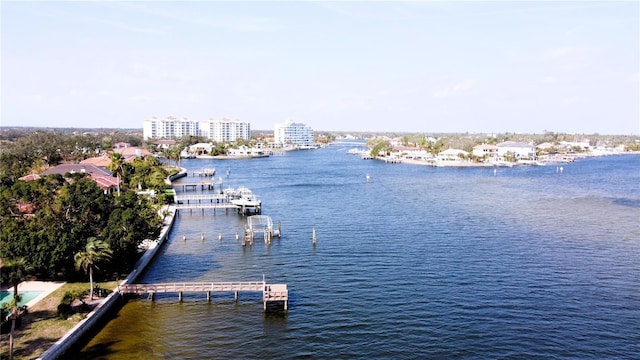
[0,130,176,279]
[0,172,161,279]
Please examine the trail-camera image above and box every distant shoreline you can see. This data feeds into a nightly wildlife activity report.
[387,151,640,168]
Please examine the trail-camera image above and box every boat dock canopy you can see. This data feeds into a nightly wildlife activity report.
[247,215,272,230]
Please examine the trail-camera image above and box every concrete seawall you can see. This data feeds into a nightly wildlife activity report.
[37,204,178,360]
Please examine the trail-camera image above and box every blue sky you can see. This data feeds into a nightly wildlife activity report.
[2,1,638,134]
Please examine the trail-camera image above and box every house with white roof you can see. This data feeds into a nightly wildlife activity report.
[391,146,433,161]
[437,148,469,162]
[496,141,536,159]
[188,143,214,156]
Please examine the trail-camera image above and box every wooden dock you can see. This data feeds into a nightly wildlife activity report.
[176,181,216,191]
[190,168,216,177]
[173,193,261,215]
[118,281,288,311]
[174,194,228,203]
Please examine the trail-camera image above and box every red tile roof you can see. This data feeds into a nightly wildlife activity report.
[18,173,41,181]
[90,173,120,190]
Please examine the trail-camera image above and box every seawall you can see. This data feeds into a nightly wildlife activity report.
[37,203,179,359]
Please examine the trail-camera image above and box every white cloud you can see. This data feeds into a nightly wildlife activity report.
[542,75,558,84]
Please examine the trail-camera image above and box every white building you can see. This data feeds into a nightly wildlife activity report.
[496,141,537,159]
[144,116,250,141]
[472,144,499,159]
[274,119,314,147]
[143,116,199,140]
[437,148,469,162]
[200,118,250,142]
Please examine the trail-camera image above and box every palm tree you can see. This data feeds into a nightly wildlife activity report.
[107,152,125,196]
[1,257,31,360]
[74,238,113,300]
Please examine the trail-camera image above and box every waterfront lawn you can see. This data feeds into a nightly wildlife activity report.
[0,281,117,360]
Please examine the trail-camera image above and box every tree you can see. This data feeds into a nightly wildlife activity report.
[366,139,392,158]
[74,238,112,300]
[107,152,125,196]
[103,192,161,271]
[418,137,428,151]
[1,257,31,360]
[163,146,182,168]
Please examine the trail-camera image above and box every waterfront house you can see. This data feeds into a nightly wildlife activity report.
[187,143,214,156]
[536,142,557,153]
[472,144,499,160]
[40,164,120,194]
[437,148,469,162]
[80,155,113,167]
[391,146,432,160]
[153,139,177,149]
[114,147,152,159]
[227,146,268,157]
[496,141,536,159]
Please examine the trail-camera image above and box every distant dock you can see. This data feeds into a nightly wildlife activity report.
[190,168,216,177]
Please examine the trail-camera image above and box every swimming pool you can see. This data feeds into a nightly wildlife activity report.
[0,290,43,307]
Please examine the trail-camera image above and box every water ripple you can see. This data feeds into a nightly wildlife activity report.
[79,152,640,359]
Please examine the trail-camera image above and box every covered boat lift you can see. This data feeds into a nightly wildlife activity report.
[244,215,281,245]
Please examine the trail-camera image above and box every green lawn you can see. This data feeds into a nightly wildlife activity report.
[0,281,117,360]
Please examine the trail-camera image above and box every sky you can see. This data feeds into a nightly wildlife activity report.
[1,1,639,134]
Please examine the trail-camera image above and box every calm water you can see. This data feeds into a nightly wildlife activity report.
[79,147,640,359]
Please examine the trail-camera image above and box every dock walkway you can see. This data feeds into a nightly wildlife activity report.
[118,281,288,311]
[174,192,261,215]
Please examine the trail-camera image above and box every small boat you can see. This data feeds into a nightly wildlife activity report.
[230,187,262,214]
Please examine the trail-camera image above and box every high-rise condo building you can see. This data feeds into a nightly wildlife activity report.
[143,116,199,140]
[143,116,250,142]
[200,118,250,142]
[274,119,314,146]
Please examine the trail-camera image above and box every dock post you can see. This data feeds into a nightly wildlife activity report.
[206,291,211,302]
[312,227,316,245]
[178,291,183,302]
[278,221,282,237]
[236,231,239,241]
[234,291,238,302]
[219,233,222,241]
[201,232,204,241]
